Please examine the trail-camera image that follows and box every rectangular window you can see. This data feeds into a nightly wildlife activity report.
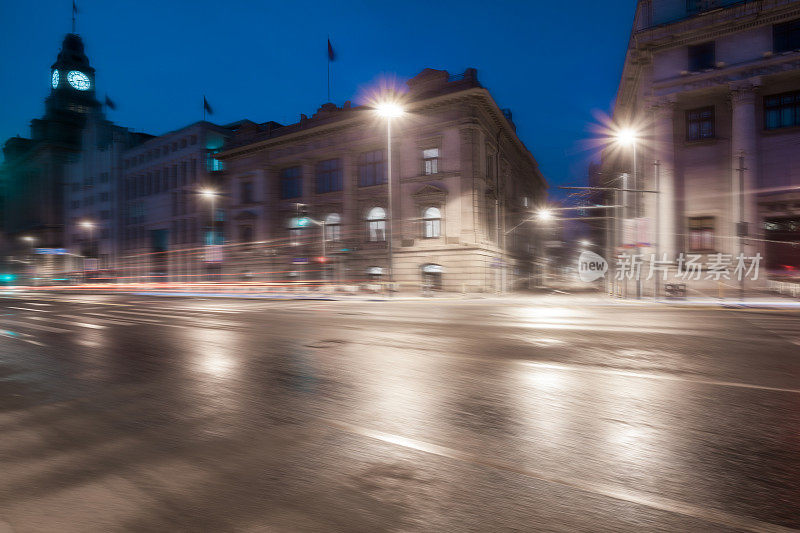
[774,19,800,53]
[101,210,111,220]
[764,90,800,130]
[241,181,255,204]
[368,219,386,241]
[71,182,80,192]
[100,172,109,183]
[190,159,197,183]
[315,158,343,193]
[688,42,715,71]
[688,216,715,251]
[423,148,439,175]
[207,150,224,171]
[686,106,715,141]
[153,170,160,194]
[280,166,302,199]
[180,161,187,186]
[358,150,387,187]
[326,223,341,241]
[100,192,110,202]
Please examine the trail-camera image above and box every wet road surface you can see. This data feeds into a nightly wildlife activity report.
[0,292,798,532]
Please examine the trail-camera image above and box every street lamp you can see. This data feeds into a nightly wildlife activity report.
[579,240,591,247]
[375,99,405,287]
[200,189,218,244]
[614,127,642,298]
[21,236,36,285]
[200,188,220,281]
[80,220,95,257]
[536,209,553,222]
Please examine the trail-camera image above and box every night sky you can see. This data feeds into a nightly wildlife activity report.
[1,0,634,196]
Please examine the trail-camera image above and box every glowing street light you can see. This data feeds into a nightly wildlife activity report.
[375,102,404,119]
[614,126,643,298]
[374,98,405,287]
[615,128,638,147]
[579,240,592,247]
[536,209,553,222]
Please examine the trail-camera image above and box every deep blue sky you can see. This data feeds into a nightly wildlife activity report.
[0,0,634,196]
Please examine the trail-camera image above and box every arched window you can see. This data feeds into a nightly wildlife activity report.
[325,213,341,241]
[423,206,441,238]
[367,207,386,242]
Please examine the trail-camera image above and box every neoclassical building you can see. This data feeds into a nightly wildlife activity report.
[604,0,800,283]
[214,68,547,292]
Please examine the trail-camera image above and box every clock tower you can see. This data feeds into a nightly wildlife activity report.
[1,31,103,252]
[31,33,101,146]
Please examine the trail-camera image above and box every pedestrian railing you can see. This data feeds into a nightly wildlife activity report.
[767,280,800,298]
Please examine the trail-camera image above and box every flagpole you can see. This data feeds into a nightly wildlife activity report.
[327,37,331,102]
[203,94,206,122]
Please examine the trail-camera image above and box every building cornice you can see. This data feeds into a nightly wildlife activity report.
[652,51,800,96]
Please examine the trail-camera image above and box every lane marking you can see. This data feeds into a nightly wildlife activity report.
[0,319,68,333]
[516,361,800,395]
[322,418,797,533]
[26,316,105,329]
[57,314,136,326]
[6,306,50,313]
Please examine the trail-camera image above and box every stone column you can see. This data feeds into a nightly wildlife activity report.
[729,81,760,257]
[649,96,677,260]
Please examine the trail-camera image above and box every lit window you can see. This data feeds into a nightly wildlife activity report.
[325,213,341,241]
[423,206,441,238]
[423,148,439,175]
[688,216,715,251]
[367,207,386,241]
[686,106,714,141]
[206,150,224,172]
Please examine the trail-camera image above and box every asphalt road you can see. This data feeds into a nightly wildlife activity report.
[0,292,798,532]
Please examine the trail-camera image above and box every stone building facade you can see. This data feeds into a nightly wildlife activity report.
[215,68,547,292]
[604,0,800,287]
[63,118,150,277]
[117,122,235,282]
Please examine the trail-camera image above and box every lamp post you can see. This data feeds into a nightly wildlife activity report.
[79,221,95,282]
[536,209,553,288]
[201,188,219,281]
[80,220,95,257]
[21,236,36,285]
[615,128,642,299]
[375,101,404,288]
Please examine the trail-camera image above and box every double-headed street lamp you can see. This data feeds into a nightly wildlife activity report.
[375,100,405,286]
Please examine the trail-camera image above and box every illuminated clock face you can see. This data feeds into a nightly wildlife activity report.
[67,70,91,91]
[51,70,59,89]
